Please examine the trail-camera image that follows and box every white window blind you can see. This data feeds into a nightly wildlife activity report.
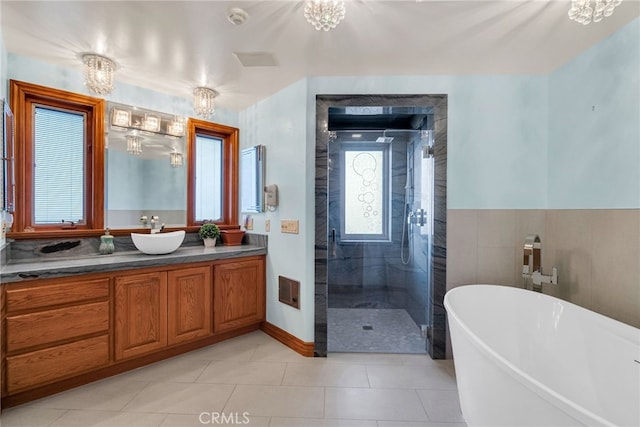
[195,134,223,221]
[33,106,85,224]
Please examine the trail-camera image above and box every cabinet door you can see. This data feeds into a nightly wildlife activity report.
[167,266,212,345]
[114,272,168,360]
[213,258,265,333]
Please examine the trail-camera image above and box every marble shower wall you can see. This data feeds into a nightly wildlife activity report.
[447,209,640,328]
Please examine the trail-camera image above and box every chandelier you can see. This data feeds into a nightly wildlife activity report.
[568,0,622,25]
[82,54,116,95]
[193,87,216,118]
[304,0,346,31]
[125,135,143,155]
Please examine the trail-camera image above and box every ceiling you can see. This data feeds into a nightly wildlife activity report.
[2,1,639,112]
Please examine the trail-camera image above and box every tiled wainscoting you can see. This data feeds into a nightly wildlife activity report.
[447,209,640,328]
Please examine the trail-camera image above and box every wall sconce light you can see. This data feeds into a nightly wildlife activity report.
[141,114,161,133]
[111,108,131,128]
[82,53,116,95]
[170,151,184,167]
[193,87,216,118]
[167,116,186,137]
[126,135,143,155]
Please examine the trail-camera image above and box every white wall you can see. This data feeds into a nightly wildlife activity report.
[548,18,640,208]
[239,79,312,340]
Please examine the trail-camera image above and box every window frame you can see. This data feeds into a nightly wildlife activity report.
[187,118,238,227]
[10,80,105,233]
[339,142,391,243]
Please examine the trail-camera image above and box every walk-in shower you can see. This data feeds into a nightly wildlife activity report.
[325,106,435,354]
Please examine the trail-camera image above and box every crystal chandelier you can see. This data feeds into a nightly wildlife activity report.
[568,0,622,25]
[193,87,216,118]
[82,54,116,95]
[126,135,143,155]
[304,0,346,31]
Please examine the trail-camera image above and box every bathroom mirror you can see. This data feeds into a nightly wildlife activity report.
[105,102,187,228]
[240,145,265,213]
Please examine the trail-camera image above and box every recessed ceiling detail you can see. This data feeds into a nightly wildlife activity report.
[233,52,278,68]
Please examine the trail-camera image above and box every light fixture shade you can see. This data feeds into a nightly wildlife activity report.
[193,87,216,118]
[167,117,186,137]
[170,151,184,167]
[82,54,116,95]
[304,0,346,31]
[568,0,622,24]
[126,135,143,155]
[141,114,161,133]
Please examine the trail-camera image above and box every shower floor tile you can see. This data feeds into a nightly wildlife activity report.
[328,308,426,354]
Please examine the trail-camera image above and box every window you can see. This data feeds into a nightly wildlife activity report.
[33,107,85,224]
[187,119,238,226]
[10,80,104,233]
[194,134,223,221]
[340,143,390,242]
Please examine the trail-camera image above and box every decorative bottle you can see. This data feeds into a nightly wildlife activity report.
[99,228,115,255]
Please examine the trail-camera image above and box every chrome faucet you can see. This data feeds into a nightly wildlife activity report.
[522,234,558,292]
[150,215,161,233]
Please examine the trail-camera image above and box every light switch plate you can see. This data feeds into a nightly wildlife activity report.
[265,219,270,232]
[281,220,299,234]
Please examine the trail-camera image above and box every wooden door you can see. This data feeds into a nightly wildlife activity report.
[114,272,168,360]
[213,258,265,333]
[167,266,212,345]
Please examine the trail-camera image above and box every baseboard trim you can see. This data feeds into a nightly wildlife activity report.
[260,321,314,357]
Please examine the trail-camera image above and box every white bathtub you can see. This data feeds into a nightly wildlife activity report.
[444,284,640,427]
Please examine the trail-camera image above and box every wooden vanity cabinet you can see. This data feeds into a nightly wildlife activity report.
[214,257,265,333]
[1,255,266,408]
[114,265,213,360]
[114,271,168,360]
[2,276,111,395]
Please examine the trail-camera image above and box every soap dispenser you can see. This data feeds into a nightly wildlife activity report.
[99,228,115,255]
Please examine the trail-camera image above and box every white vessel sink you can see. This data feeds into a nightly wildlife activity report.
[131,230,186,255]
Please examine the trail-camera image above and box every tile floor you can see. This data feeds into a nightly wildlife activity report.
[0,331,466,427]
[328,309,427,354]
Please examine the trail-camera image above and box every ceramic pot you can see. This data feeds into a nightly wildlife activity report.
[203,237,217,247]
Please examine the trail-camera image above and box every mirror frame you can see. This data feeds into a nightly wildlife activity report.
[240,145,265,213]
[187,118,239,227]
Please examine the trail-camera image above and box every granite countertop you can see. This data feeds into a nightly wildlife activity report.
[0,244,267,284]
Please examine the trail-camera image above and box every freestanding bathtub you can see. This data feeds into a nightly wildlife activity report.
[445,284,640,427]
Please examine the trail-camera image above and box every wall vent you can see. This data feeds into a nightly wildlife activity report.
[278,276,300,309]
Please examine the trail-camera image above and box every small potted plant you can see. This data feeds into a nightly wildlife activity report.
[198,223,220,247]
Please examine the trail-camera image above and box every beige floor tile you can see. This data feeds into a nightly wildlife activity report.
[250,341,311,363]
[378,422,467,427]
[196,360,286,385]
[400,354,449,367]
[124,358,211,383]
[27,377,150,411]
[326,352,406,365]
[223,384,324,418]
[121,382,235,414]
[324,388,428,421]
[270,417,377,427]
[50,410,167,426]
[160,413,270,426]
[282,362,369,387]
[366,364,457,390]
[0,406,67,427]
[179,337,258,362]
[417,389,465,423]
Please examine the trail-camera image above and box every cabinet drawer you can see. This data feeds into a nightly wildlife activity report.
[6,335,109,394]
[6,301,109,353]
[5,278,110,312]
